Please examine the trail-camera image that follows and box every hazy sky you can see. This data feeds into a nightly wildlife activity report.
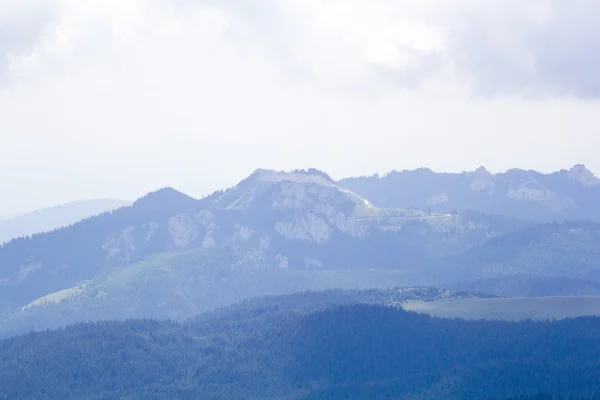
[1,0,599,213]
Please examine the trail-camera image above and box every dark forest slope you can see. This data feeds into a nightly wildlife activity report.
[2,293,600,399]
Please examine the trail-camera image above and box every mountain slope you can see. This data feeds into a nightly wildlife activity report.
[2,296,600,399]
[426,220,600,284]
[0,243,480,336]
[0,189,198,308]
[339,164,600,221]
[0,170,521,313]
[0,199,131,244]
[9,220,600,334]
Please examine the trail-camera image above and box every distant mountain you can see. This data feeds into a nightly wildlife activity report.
[2,293,600,399]
[339,164,600,221]
[0,169,522,327]
[0,189,198,309]
[0,213,19,222]
[0,199,131,244]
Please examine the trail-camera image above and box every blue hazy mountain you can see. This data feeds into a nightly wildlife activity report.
[339,164,600,221]
[0,199,131,244]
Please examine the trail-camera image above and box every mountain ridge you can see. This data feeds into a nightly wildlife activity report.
[339,164,600,221]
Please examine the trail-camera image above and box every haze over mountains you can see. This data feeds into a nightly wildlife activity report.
[0,199,131,245]
[5,0,599,396]
[0,214,19,221]
[1,165,600,337]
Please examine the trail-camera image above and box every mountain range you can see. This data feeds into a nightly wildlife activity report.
[2,166,600,336]
[340,164,600,221]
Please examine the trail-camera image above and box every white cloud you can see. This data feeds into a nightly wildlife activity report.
[0,0,599,213]
[443,0,600,97]
[4,0,600,96]
[2,0,450,91]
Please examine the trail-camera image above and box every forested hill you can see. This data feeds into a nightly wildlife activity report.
[2,294,600,400]
[0,188,200,308]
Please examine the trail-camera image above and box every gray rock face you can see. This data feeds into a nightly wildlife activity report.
[213,169,374,211]
[568,164,600,187]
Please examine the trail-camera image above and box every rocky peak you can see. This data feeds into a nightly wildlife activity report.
[208,169,377,245]
[568,164,600,187]
[469,166,494,193]
[212,169,375,211]
[247,168,334,185]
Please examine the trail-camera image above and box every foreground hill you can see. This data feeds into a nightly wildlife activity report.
[1,292,600,399]
[339,164,600,221]
[0,199,131,244]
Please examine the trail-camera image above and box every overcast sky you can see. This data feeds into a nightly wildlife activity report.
[1,0,599,213]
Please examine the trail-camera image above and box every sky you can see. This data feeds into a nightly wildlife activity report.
[1,0,600,213]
